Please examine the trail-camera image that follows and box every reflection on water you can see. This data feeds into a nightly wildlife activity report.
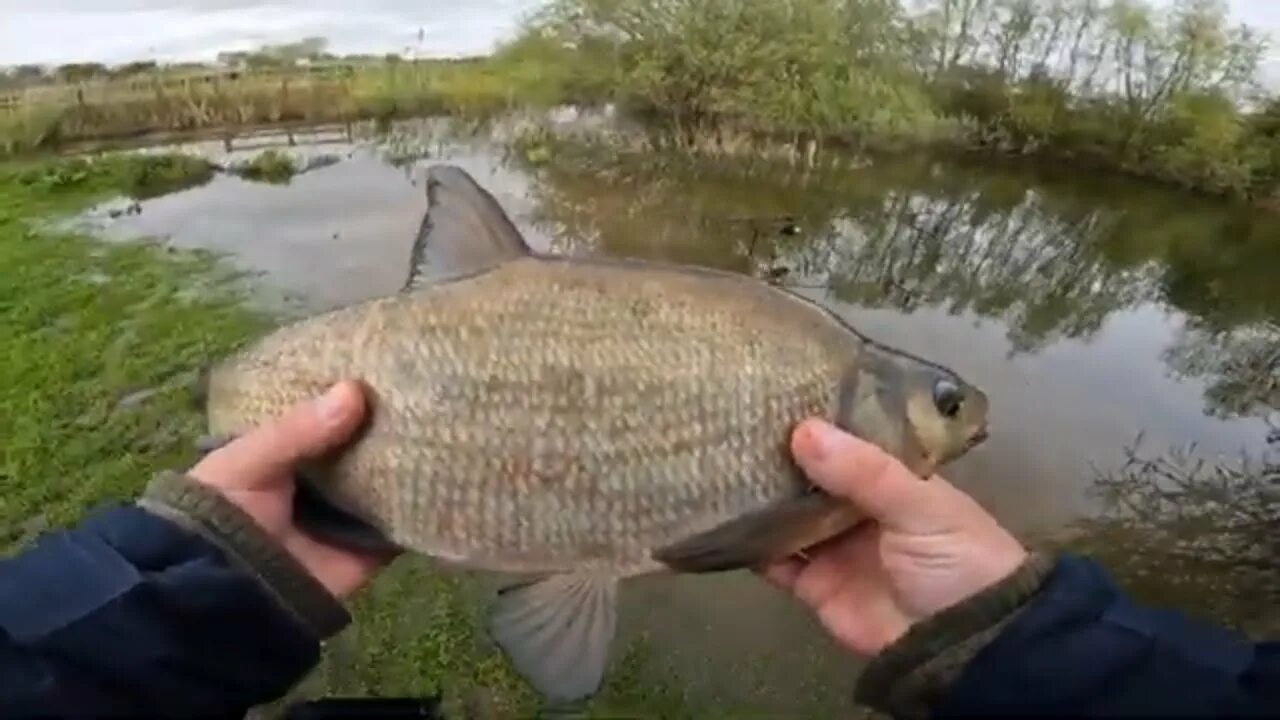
[524,143,1276,519]
[72,117,1280,711]
[1066,436,1278,637]
[1164,321,1280,420]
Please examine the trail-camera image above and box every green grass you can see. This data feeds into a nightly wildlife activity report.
[280,559,699,719]
[0,151,698,718]
[0,48,596,160]
[0,153,259,543]
[232,149,299,184]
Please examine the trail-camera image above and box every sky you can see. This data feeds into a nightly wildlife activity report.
[0,0,1277,85]
[0,1,546,65]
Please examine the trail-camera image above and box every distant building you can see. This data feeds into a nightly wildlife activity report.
[216,51,250,70]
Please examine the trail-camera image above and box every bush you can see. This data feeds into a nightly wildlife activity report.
[232,149,297,185]
[119,153,216,198]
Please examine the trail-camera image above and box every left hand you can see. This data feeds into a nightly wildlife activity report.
[189,380,393,598]
[760,419,1026,656]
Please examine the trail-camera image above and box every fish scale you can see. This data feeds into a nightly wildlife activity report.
[202,165,990,704]
[210,257,850,572]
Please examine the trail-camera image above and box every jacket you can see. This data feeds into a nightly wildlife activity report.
[1,471,1276,718]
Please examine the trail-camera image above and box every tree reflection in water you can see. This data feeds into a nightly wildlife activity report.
[1064,432,1278,638]
[519,143,1279,636]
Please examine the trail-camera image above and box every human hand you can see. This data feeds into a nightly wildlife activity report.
[762,418,1027,656]
[188,380,392,599]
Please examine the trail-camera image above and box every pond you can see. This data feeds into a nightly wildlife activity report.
[67,114,1279,714]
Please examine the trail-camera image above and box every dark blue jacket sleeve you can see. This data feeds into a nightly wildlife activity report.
[0,506,322,718]
[939,554,1280,717]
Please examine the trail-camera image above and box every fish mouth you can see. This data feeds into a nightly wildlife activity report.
[966,426,989,449]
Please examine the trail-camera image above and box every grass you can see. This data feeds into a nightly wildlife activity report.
[275,559,700,719]
[232,149,298,184]
[7,0,1279,207]
[0,153,259,543]
[0,47,591,160]
[0,150,703,718]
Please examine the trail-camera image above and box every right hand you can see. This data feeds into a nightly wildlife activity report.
[761,418,1027,656]
[189,381,394,599]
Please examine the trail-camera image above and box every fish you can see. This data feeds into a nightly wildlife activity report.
[198,164,990,705]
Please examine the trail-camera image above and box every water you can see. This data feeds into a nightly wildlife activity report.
[72,117,1279,712]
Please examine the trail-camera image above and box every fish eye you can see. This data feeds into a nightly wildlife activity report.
[932,379,964,419]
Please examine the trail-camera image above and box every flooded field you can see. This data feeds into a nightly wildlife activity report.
[65,116,1279,713]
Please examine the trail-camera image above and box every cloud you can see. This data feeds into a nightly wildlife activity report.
[0,0,547,65]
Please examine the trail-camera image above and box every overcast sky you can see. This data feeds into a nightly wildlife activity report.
[0,0,1276,84]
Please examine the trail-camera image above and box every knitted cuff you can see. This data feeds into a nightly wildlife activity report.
[138,470,351,639]
[854,552,1056,720]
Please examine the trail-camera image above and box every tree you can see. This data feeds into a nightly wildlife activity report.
[10,64,47,82]
[113,61,158,77]
[53,63,108,83]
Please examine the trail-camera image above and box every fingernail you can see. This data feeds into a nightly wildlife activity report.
[315,383,349,426]
[802,420,840,462]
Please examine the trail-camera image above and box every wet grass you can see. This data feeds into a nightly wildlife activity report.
[0,150,699,718]
[0,153,259,545]
[232,149,298,184]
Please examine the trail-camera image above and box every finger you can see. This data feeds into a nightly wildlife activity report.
[794,528,879,609]
[201,381,368,482]
[791,553,852,610]
[283,529,395,599]
[759,557,804,590]
[790,418,928,525]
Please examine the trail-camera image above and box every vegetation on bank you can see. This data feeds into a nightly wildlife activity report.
[5,0,1278,202]
[0,47,582,159]
[230,149,298,184]
[518,0,1280,202]
[0,153,257,546]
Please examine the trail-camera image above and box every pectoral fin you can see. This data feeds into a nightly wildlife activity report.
[193,436,400,555]
[488,573,619,703]
[194,434,234,455]
[651,491,865,573]
[292,475,402,556]
[404,165,532,291]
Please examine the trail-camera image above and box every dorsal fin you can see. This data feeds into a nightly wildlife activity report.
[403,165,532,291]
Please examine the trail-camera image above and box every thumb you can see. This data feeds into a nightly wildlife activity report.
[204,380,368,482]
[790,418,929,524]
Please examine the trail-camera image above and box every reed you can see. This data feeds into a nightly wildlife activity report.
[0,52,578,158]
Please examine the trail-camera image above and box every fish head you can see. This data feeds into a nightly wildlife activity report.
[902,361,989,467]
[837,347,990,477]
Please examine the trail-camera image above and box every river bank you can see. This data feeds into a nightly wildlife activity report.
[5,0,1280,210]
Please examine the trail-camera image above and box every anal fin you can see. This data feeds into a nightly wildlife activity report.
[651,491,865,573]
[488,573,619,704]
